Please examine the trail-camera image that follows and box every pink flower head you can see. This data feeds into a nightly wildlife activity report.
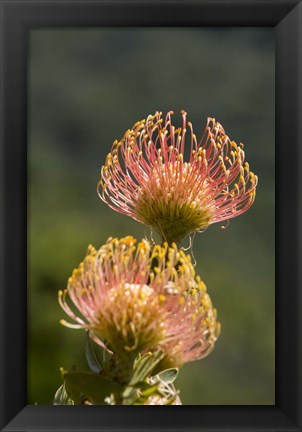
[59,236,220,367]
[98,111,258,244]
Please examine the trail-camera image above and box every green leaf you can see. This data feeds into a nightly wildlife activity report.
[85,332,102,374]
[53,383,74,405]
[139,383,161,398]
[122,386,140,405]
[60,368,81,404]
[132,381,154,392]
[62,370,122,405]
[122,382,161,405]
[129,351,164,386]
[157,368,179,384]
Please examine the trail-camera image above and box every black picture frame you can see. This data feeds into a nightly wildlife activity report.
[0,0,301,431]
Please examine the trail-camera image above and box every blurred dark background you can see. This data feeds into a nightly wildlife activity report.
[28,28,275,405]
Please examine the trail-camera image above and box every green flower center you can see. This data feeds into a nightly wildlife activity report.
[135,192,212,244]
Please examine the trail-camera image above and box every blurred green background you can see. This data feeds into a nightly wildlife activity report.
[28,28,275,405]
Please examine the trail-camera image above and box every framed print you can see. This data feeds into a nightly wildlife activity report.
[0,0,301,431]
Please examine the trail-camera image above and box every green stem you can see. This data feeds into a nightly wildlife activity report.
[110,353,136,386]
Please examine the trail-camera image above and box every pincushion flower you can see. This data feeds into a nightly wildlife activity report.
[98,111,258,244]
[59,236,220,382]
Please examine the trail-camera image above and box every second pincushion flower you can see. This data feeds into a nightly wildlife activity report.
[98,111,258,244]
[59,236,220,383]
